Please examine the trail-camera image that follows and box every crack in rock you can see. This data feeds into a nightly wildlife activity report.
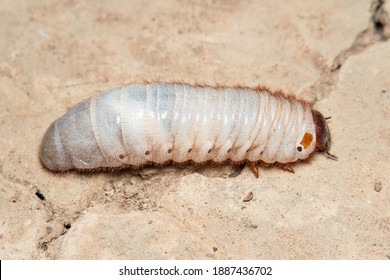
[332,0,389,72]
[307,0,389,102]
[35,187,98,257]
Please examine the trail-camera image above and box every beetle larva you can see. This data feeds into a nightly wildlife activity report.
[40,82,336,176]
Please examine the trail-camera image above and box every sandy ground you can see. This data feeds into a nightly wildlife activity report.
[0,0,389,259]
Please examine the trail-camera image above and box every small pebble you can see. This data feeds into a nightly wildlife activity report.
[46,226,53,234]
[374,181,382,192]
[243,191,253,202]
[131,175,142,185]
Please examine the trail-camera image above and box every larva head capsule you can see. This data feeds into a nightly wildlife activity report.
[312,110,337,160]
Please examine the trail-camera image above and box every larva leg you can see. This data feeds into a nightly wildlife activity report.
[278,163,295,173]
[325,151,338,160]
[247,161,259,178]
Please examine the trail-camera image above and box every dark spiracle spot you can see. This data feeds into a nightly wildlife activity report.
[145,151,150,155]
[246,149,250,153]
[260,151,264,155]
[208,149,212,153]
[227,148,232,153]
[188,148,192,153]
[35,190,46,201]
[168,149,172,153]
[64,223,71,229]
[297,146,302,152]
[119,154,124,159]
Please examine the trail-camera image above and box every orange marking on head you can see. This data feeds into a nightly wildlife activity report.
[300,132,314,149]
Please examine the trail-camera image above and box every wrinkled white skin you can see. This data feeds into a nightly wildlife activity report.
[40,83,316,171]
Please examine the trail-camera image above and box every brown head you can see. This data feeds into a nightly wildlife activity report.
[312,110,337,160]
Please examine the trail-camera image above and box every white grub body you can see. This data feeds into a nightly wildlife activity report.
[40,83,318,171]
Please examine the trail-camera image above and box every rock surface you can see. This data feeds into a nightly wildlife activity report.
[0,0,389,259]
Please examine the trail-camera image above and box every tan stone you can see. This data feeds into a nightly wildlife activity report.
[0,0,388,259]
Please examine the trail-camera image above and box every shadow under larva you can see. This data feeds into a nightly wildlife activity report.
[39,82,336,178]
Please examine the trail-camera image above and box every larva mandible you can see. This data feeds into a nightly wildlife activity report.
[40,82,336,177]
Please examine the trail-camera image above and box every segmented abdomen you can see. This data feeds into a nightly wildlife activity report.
[40,83,317,171]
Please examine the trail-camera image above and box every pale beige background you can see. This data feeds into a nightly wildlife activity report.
[0,0,389,259]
